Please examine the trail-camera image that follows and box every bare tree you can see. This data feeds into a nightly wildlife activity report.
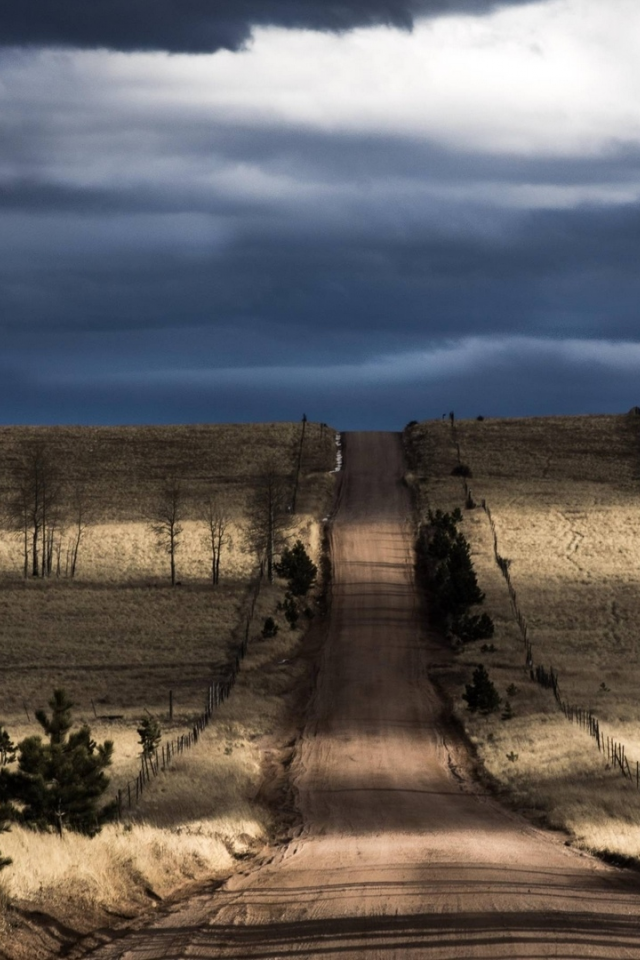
[8,475,31,579]
[291,413,307,514]
[68,483,90,579]
[245,466,293,582]
[9,444,62,578]
[202,494,232,586]
[149,480,184,586]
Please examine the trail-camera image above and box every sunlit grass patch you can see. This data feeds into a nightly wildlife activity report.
[409,412,640,864]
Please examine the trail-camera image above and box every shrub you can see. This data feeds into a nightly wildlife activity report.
[451,463,472,478]
[463,664,501,714]
[261,616,278,638]
[137,716,161,758]
[451,612,494,644]
[275,540,317,597]
[501,700,514,721]
[282,593,299,630]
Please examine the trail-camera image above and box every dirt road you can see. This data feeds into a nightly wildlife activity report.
[88,432,640,958]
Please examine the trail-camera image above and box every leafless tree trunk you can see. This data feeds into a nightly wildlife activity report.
[149,480,184,586]
[69,484,89,578]
[9,444,61,578]
[8,480,31,579]
[245,466,292,582]
[202,494,232,586]
[291,413,307,514]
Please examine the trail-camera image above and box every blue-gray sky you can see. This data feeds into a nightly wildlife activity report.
[1,0,639,429]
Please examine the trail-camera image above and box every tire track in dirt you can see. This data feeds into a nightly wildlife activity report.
[83,432,640,960]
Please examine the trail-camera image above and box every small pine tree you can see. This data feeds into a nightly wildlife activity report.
[137,716,161,758]
[282,593,299,630]
[261,617,278,638]
[6,689,115,835]
[274,541,317,597]
[501,700,514,721]
[463,664,501,714]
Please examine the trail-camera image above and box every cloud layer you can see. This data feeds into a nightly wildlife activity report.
[1,0,540,53]
[1,0,639,427]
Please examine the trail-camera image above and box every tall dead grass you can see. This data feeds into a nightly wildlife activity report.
[409,413,640,863]
[0,422,335,954]
[0,579,318,949]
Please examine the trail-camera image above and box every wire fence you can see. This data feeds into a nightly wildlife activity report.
[114,578,262,818]
[448,415,640,792]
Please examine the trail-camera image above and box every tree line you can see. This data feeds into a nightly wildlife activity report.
[147,463,296,586]
[3,444,88,579]
[1,442,305,586]
[0,539,319,870]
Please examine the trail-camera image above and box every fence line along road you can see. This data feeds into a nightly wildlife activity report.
[115,578,262,817]
[448,418,640,793]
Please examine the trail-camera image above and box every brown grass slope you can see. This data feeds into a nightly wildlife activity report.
[406,412,640,863]
[0,422,335,521]
[0,421,335,719]
[0,421,336,959]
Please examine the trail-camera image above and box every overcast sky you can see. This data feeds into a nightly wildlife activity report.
[2,0,639,429]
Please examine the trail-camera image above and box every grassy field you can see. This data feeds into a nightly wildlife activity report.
[0,421,335,580]
[0,421,336,959]
[406,412,640,863]
[1,582,315,956]
[0,420,335,713]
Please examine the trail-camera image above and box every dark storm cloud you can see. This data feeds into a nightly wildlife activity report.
[3,186,640,355]
[0,0,543,53]
[0,342,637,430]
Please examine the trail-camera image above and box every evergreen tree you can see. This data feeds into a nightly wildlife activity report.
[274,540,317,596]
[6,690,115,835]
[463,664,501,714]
[137,716,161,758]
[282,593,299,629]
[245,466,292,582]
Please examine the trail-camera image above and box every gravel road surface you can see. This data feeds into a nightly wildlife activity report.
[86,431,640,959]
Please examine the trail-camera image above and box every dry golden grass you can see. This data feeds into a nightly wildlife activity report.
[0,421,335,581]
[408,413,640,862]
[0,581,310,919]
[0,422,336,954]
[0,419,334,729]
[0,580,249,719]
